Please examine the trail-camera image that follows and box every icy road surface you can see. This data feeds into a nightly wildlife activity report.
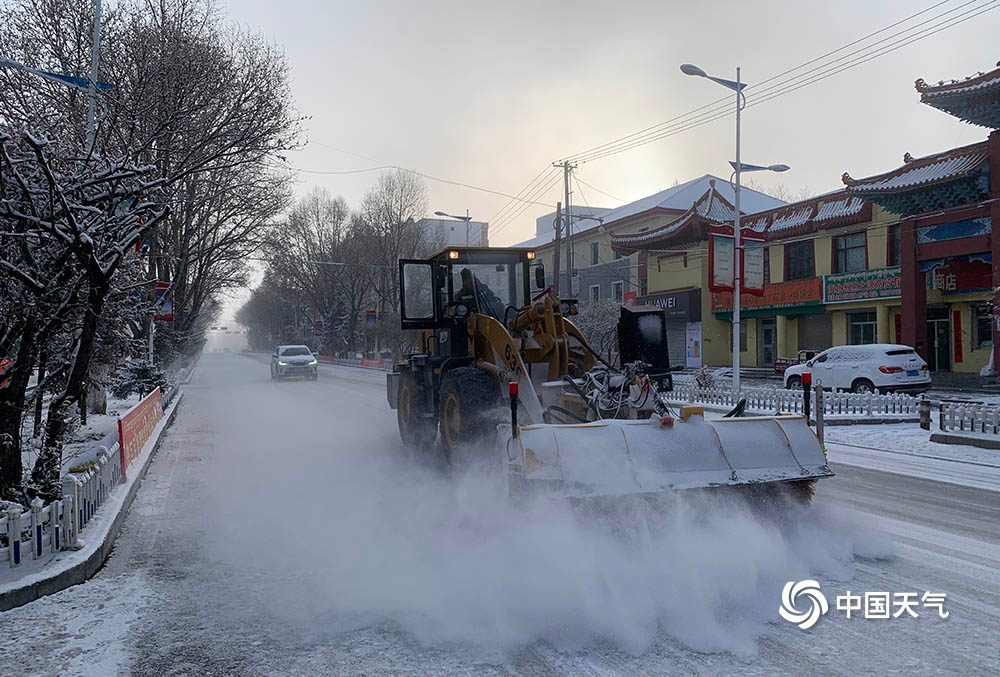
[1,354,998,676]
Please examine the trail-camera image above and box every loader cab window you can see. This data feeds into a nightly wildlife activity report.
[401,263,434,320]
[450,262,525,321]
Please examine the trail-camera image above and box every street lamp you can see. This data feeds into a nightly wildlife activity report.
[434,209,473,246]
[682,63,789,394]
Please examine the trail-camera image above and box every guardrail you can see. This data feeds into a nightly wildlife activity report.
[668,384,918,418]
[939,401,1000,436]
[317,355,393,371]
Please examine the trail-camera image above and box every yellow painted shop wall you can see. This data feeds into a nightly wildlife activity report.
[769,245,784,282]
[952,302,990,374]
[815,235,832,277]
[831,311,847,346]
[646,246,704,293]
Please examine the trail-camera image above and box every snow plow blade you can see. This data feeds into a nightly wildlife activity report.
[498,414,833,499]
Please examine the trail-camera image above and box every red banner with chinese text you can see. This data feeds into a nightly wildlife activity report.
[711,277,823,313]
[118,387,164,482]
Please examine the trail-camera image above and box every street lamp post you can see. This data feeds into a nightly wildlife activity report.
[681,64,789,394]
[434,209,473,246]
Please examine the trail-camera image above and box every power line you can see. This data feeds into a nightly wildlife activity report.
[574,175,624,204]
[567,0,985,162]
[563,0,996,164]
[288,162,556,208]
[560,0,956,163]
[490,171,564,237]
[488,165,557,225]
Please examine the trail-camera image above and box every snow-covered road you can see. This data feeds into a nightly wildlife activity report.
[1,354,997,675]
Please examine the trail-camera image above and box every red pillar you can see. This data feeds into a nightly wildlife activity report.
[900,218,927,359]
[990,130,1000,378]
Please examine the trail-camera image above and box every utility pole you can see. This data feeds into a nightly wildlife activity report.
[553,162,576,295]
[86,0,102,152]
[552,201,562,295]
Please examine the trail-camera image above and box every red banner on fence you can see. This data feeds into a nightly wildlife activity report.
[118,387,164,482]
[359,358,383,368]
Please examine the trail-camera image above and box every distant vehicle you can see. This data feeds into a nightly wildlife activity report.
[270,345,318,380]
[783,344,930,393]
[773,349,820,375]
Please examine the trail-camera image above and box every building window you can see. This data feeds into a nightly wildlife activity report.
[589,284,600,303]
[975,304,993,350]
[590,242,599,265]
[834,232,867,273]
[639,278,648,297]
[887,225,901,266]
[613,248,623,260]
[848,311,877,345]
[611,280,624,303]
[784,241,815,280]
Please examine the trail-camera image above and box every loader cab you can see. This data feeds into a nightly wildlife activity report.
[399,247,543,358]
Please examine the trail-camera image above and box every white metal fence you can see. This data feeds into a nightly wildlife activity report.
[668,384,919,418]
[1,385,179,569]
[939,402,1000,436]
[1,443,121,568]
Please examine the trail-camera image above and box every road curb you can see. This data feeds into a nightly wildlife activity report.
[0,391,184,613]
[929,432,1000,450]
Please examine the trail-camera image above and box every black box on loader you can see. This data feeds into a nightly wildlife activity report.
[617,305,673,391]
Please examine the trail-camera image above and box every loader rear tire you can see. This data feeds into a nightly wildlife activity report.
[439,367,499,457]
[398,375,437,450]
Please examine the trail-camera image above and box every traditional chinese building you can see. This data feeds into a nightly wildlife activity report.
[843,61,1000,376]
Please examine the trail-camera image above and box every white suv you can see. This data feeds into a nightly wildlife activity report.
[270,345,319,380]
[783,344,930,393]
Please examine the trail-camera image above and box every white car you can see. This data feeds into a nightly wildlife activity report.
[783,344,930,394]
[270,345,319,380]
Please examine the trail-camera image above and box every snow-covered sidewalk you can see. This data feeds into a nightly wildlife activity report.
[0,391,184,610]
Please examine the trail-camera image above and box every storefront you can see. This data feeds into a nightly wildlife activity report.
[638,288,701,369]
[822,266,902,350]
[711,278,825,367]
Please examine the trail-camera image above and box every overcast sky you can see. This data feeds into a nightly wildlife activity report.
[222,0,997,252]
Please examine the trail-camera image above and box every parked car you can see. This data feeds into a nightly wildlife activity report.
[270,345,318,380]
[783,344,930,393]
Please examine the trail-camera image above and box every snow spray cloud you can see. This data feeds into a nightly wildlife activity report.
[201,405,891,658]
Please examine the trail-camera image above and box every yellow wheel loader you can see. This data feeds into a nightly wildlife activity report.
[386,247,832,501]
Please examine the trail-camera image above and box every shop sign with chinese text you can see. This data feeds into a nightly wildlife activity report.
[823,267,902,304]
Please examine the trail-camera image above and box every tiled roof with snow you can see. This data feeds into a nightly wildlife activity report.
[597,174,784,230]
[842,141,990,193]
[915,64,1000,99]
[769,206,814,232]
[915,63,1000,129]
[813,195,866,222]
[609,184,739,248]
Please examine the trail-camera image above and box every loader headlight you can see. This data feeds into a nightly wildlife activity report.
[455,303,469,317]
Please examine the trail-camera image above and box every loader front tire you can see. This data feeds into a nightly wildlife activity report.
[398,374,437,450]
[439,367,499,457]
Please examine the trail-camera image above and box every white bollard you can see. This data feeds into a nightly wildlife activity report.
[97,448,108,506]
[62,475,80,548]
[6,504,22,568]
[49,500,61,553]
[30,497,44,559]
